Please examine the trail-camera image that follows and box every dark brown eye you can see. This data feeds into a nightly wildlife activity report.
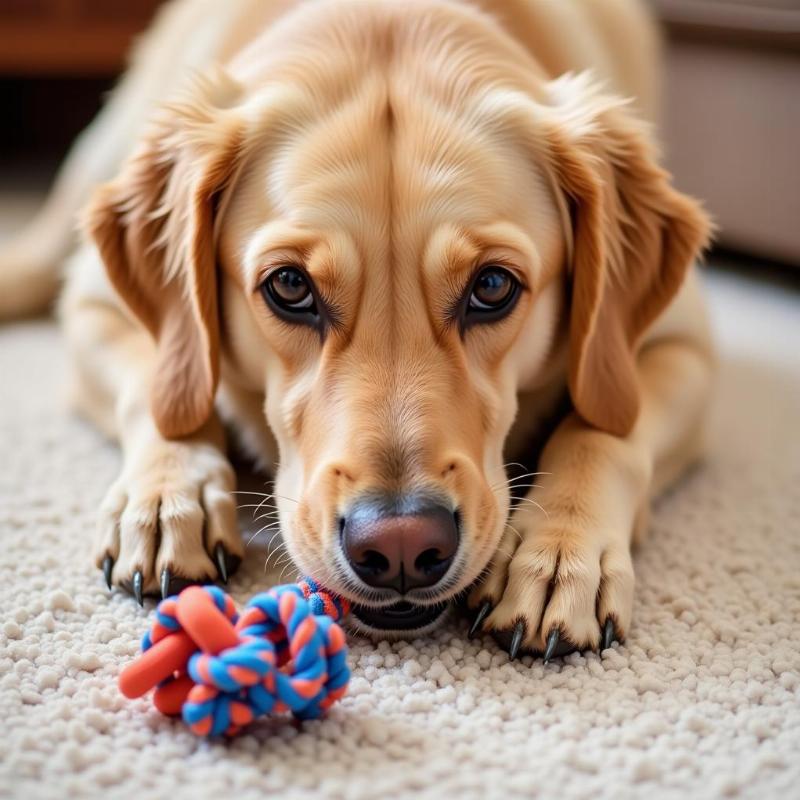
[468,267,518,314]
[267,267,314,310]
[260,265,323,330]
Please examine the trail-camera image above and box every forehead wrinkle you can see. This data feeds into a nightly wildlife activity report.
[424,225,482,283]
[421,226,480,336]
[303,234,360,297]
[471,221,545,287]
[241,221,319,286]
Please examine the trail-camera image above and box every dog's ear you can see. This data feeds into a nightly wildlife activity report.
[539,75,712,436]
[84,71,245,439]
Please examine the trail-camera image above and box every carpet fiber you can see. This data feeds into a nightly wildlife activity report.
[1,264,799,799]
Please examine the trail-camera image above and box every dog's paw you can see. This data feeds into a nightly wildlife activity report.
[468,512,634,661]
[94,440,244,603]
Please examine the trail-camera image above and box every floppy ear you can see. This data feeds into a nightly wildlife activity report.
[84,71,245,439]
[540,75,712,436]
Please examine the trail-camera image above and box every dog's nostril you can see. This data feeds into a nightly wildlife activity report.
[414,547,448,575]
[357,549,391,576]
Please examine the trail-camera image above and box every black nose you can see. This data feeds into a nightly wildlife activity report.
[341,496,459,593]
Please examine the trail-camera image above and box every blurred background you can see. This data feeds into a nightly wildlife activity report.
[0,0,798,269]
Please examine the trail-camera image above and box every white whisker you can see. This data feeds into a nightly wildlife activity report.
[264,545,286,571]
[517,498,549,519]
[505,522,523,543]
[246,521,282,545]
[508,495,546,506]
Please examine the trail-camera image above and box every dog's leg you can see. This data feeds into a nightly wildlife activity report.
[62,251,244,601]
[469,336,713,656]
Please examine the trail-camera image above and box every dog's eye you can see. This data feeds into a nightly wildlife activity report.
[261,266,320,325]
[267,267,314,309]
[466,267,520,320]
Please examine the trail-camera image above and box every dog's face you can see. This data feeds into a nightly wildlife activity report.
[216,82,565,631]
[87,3,708,633]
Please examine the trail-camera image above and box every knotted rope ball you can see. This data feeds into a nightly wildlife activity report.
[118,581,351,737]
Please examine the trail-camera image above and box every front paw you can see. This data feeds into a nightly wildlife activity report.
[94,440,244,603]
[468,515,634,661]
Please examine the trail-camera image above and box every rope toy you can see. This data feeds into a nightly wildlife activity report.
[118,581,351,737]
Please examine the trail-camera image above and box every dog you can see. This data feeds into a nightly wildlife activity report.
[0,0,712,657]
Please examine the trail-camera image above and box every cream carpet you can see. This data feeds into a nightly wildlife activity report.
[1,217,799,795]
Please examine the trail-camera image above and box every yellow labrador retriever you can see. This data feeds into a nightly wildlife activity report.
[0,0,712,659]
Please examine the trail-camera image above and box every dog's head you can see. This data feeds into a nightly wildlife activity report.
[86,2,709,634]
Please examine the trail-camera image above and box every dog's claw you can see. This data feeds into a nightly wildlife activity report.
[509,620,525,660]
[468,600,492,639]
[133,570,144,606]
[214,543,229,585]
[102,555,113,591]
[160,568,171,600]
[543,629,560,663]
[601,618,616,651]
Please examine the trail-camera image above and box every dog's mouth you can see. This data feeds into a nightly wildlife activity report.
[350,600,449,632]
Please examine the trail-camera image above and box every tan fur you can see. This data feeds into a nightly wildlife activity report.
[534,76,711,436]
[1,0,713,648]
[84,72,247,439]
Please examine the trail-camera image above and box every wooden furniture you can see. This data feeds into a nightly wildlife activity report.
[0,0,164,76]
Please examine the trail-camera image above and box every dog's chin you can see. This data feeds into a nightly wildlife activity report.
[348,600,450,639]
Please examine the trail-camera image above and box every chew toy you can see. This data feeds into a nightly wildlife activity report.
[118,579,350,737]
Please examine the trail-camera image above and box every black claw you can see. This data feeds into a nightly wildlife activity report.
[160,568,171,600]
[509,620,525,661]
[102,555,113,591]
[601,618,616,651]
[214,543,229,585]
[468,600,492,639]
[543,629,560,663]
[133,570,144,606]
